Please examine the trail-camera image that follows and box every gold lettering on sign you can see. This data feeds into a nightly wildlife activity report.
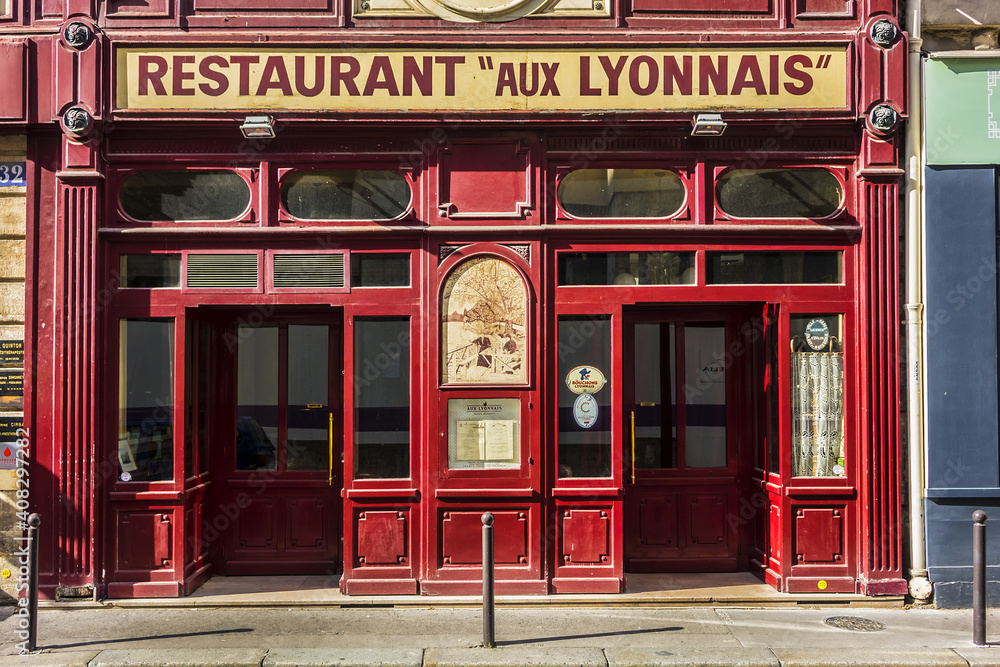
[117,47,849,112]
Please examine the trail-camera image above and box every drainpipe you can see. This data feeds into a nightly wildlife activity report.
[904,0,932,603]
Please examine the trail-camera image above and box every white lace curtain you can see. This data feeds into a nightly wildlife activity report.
[791,351,844,477]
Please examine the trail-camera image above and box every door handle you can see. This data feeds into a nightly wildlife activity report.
[630,410,636,484]
[328,412,334,486]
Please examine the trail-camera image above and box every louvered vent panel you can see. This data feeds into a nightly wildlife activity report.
[186,254,258,288]
[273,254,346,288]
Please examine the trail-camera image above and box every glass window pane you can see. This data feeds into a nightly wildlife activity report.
[120,171,250,221]
[118,319,174,482]
[706,252,842,284]
[685,324,727,468]
[287,325,329,471]
[791,314,845,477]
[558,316,612,478]
[632,323,677,470]
[282,170,410,220]
[716,168,843,219]
[447,398,520,470]
[354,318,410,479]
[198,322,211,475]
[442,257,527,385]
[351,253,411,287]
[236,325,278,471]
[766,310,780,476]
[558,168,685,218]
[559,252,695,286]
[121,254,181,288]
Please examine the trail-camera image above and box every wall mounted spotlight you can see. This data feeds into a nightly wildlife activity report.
[691,113,727,137]
[240,115,275,139]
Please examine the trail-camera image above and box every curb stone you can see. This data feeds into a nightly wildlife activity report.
[88,648,268,667]
[0,651,100,667]
[423,647,608,667]
[606,647,779,666]
[770,647,970,667]
[954,647,1000,667]
[263,648,424,667]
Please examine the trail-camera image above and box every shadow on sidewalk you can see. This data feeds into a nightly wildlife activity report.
[39,627,255,650]
[498,625,683,646]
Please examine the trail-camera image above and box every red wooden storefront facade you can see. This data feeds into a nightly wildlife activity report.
[2,0,908,599]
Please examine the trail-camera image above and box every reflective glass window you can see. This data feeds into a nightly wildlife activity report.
[716,169,843,219]
[121,254,181,288]
[351,253,410,287]
[120,171,250,221]
[559,252,695,286]
[354,318,410,479]
[236,325,279,471]
[118,319,174,482]
[706,252,842,284]
[281,170,410,220]
[558,316,612,478]
[558,168,685,218]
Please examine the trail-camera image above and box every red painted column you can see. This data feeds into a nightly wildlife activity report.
[856,132,906,595]
[50,136,102,595]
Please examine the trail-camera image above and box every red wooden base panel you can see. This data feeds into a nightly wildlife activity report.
[343,578,419,595]
[785,576,856,594]
[550,577,623,594]
[182,564,213,596]
[859,578,909,595]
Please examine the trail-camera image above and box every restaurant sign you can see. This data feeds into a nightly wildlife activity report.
[116,46,848,112]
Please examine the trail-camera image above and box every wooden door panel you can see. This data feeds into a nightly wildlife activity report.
[637,494,677,547]
[286,497,329,550]
[687,494,726,547]
[236,498,276,549]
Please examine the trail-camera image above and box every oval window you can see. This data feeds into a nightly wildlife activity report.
[558,168,685,219]
[716,169,843,219]
[281,170,411,221]
[120,170,251,222]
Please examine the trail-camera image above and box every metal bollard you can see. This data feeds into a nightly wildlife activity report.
[974,510,988,646]
[26,513,41,653]
[482,512,495,648]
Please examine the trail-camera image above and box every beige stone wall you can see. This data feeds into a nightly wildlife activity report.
[0,134,27,602]
[922,0,1000,52]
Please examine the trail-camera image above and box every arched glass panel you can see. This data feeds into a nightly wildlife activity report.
[120,170,250,222]
[716,169,843,219]
[441,257,527,385]
[558,168,685,218]
[281,170,410,221]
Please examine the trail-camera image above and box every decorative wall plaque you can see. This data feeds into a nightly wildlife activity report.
[441,257,527,384]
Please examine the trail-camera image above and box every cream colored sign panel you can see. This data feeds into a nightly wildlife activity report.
[117,47,848,112]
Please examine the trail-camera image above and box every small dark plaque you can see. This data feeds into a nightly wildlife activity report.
[0,162,26,187]
[0,370,23,396]
[0,416,23,469]
[0,340,23,365]
[0,416,23,439]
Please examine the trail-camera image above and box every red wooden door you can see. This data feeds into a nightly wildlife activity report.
[623,308,750,572]
[207,313,342,575]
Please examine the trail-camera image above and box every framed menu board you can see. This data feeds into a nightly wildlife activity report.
[447,398,520,470]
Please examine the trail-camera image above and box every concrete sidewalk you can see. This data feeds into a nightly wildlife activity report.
[2,605,1000,667]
